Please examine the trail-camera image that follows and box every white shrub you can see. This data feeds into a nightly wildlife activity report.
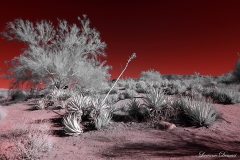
[1,15,111,92]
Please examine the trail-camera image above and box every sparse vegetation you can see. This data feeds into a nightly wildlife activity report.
[2,121,53,159]
[1,13,240,160]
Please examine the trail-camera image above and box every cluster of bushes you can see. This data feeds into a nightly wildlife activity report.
[33,88,116,135]
[122,87,217,128]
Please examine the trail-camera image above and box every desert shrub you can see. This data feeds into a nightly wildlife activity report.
[170,81,184,94]
[8,122,53,159]
[124,81,136,90]
[203,75,215,82]
[26,88,46,99]
[145,81,154,88]
[202,87,215,98]
[47,88,71,100]
[226,90,240,104]
[126,98,149,122]
[1,15,111,93]
[191,84,204,93]
[182,79,194,89]
[139,69,162,82]
[163,82,179,95]
[117,80,126,87]
[8,90,27,102]
[211,88,240,104]
[72,61,111,93]
[188,72,205,84]
[118,93,126,100]
[124,89,138,99]
[177,84,188,94]
[124,79,137,90]
[107,94,119,103]
[136,81,148,93]
[217,71,239,84]
[188,89,204,101]
[161,79,170,87]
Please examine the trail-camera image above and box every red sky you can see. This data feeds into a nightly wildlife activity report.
[1,0,240,88]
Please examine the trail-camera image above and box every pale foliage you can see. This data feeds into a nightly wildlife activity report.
[1,15,111,92]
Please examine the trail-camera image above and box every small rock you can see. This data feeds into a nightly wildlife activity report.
[154,121,176,130]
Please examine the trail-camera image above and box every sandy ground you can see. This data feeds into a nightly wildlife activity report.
[0,86,240,160]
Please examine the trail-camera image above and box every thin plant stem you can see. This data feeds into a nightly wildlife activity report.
[101,53,136,106]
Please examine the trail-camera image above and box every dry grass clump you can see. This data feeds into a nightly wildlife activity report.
[2,121,53,159]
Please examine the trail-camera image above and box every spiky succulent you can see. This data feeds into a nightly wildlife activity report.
[143,87,166,110]
[62,112,83,136]
[181,97,217,127]
[126,98,148,122]
[66,94,92,113]
[90,97,115,129]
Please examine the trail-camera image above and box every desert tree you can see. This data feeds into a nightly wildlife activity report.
[1,15,112,92]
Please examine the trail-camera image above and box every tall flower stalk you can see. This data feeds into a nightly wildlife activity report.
[101,53,136,106]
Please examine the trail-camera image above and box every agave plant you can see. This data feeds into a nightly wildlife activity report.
[62,112,83,136]
[66,94,92,113]
[90,97,115,129]
[126,98,148,122]
[93,107,114,129]
[143,87,168,120]
[144,87,166,109]
[181,97,217,127]
[50,89,66,98]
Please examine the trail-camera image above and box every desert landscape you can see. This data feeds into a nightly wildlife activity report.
[0,11,240,160]
[0,73,240,160]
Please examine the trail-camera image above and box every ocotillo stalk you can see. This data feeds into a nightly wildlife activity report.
[101,53,136,106]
